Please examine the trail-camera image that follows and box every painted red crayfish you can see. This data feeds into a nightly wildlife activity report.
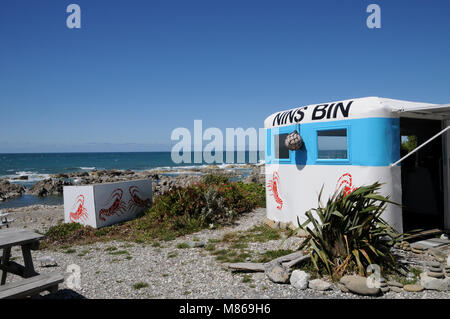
[69,195,88,223]
[267,172,283,210]
[336,173,358,196]
[98,188,127,221]
[127,186,151,212]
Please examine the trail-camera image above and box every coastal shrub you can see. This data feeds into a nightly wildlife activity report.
[45,222,86,242]
[202,173,230,185]
[134,178,265,238]
[43,177,266,246]
[298,182,404,281]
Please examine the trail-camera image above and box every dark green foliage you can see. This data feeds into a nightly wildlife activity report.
[298,182,404,280]
[43,175,266,247]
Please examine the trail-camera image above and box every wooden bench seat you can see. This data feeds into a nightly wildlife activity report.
[0,272,64,299]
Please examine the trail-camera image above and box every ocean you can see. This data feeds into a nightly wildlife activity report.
[0,151,263,208]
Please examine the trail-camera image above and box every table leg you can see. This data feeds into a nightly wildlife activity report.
[1,247,11,285]
[21,244,37,278]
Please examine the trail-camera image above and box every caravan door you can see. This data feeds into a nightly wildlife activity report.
[394,104,450,231]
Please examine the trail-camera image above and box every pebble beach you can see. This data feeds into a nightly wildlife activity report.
[3,205,450,299]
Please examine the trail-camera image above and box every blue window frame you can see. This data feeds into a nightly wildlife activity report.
[316,126,351,164]
[270,124,300,164]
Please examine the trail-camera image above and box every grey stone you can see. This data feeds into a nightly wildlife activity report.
[338,283,349,293]
[387,280,403,288]
[427,271,444,278]
[265,262,290,284]
[340,275,380,296]
[36,256,57,267]
[289,270,310,290]
[390,286,403,293]
[380,287,390,293]
[411,244,426,250]
[187,241,205,248]
[308,279,331,291]
[420,273,450,291]
[429,261,441,268]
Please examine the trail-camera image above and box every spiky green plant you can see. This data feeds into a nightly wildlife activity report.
[298,182,403,280]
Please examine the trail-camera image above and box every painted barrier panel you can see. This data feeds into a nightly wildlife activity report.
[64,179,152,228]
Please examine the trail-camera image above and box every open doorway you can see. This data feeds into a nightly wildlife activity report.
[400,118,444,231]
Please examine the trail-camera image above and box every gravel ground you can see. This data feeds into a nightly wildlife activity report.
[2,207,450,299]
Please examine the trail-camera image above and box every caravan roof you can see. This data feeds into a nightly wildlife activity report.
[264,96,449,128]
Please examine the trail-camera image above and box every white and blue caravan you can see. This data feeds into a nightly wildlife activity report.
[264,97,450,233]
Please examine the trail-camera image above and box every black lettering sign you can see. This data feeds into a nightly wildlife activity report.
[312,104,328,120]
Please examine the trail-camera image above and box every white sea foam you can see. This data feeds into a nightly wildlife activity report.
[80,167,96,170]
[5,171,50,183]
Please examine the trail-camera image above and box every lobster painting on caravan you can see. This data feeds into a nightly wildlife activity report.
[264,96,450,233]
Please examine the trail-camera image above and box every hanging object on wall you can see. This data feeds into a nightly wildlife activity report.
[285,130,303,151]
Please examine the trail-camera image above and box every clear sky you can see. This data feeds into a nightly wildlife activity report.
[0,0,449,153]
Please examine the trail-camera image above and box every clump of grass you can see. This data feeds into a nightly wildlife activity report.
[176,243,190,249]
[133,282,149,290]
[242,274,252,283]
[168,252,178,258]
[108,250,129,256]
[63,248,76,254]
[77,249,90,257]
[205,225,293,264]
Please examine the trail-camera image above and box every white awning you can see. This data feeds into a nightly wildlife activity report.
[393,103,450,120]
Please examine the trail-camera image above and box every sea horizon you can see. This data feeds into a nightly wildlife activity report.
[0,151,264,182]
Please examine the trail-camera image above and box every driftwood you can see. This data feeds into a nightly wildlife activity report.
[225,262,265,272]
[226,252,310,272]
[283,255,310,268]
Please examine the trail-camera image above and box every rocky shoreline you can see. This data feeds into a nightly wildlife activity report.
[0,164,265,203]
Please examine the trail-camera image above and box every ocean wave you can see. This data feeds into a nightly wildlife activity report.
[80,167,96,170]
[5,171,51,183]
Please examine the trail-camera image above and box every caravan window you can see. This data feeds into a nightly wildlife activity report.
[317,129,348,159]
[274,133,290,159]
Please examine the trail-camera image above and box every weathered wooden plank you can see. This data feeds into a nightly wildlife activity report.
[21,244,36,278]
[271,251,303,264]
[282,255,310,268]
[0,260,33,278]
[0,230,43,249]
[1,247,11,285]
[0,272,64,299]
[225,263,265,272]
[403,229,442,241]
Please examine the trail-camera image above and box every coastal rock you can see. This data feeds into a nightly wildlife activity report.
[244,166,265,185]
[36,256,57,267]
[308,279,331,291]
[187,241,205,248]
[289,270,309,290]
[340,275,380,296]
[390,286,403,293]
[29,178,73,197]
[0,180,25,201]
[265,262,290,284]
[387,280,403,288]
[420,272,450,291]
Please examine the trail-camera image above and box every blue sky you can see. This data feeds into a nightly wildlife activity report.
[0,0,449,153]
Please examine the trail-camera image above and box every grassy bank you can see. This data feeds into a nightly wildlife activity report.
[41,174,265,248]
